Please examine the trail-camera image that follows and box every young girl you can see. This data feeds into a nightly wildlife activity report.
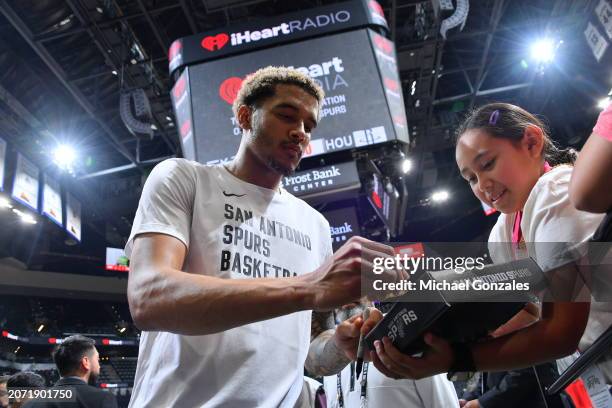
[367,102,611,384]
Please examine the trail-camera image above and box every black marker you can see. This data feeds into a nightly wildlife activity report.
[355,308,370,379]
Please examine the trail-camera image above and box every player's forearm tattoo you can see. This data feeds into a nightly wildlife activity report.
[305,307,363,376]
[306,328,350,376]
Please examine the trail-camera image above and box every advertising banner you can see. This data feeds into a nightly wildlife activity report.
[323,206,361,250]
[42,175,63,226]
[169,0,388,73]
[12,153,39,211]
[66,193,81,242]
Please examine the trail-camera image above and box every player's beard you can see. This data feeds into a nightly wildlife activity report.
[250,114,297,177]
[268,156,295,177]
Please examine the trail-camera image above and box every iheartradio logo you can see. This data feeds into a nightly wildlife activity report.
[219,77,244,105]
[201,33,229,51]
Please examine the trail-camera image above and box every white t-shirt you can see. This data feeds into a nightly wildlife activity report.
[488,165,611,379]
[125,159,333,407]
[489,166,604,270]
[323,364,459,408]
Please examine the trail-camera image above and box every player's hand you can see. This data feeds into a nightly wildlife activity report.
[369,332,454,380]
[306,236,401,311]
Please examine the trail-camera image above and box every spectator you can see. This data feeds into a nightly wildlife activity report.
[0,375,10,408]
[7,371,44,408]
[367,103,607,381]
[27,335,117,408]
[459,366,559,408]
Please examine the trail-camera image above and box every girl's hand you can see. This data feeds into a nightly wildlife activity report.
[369,332,454,379]
[490,303,539,338]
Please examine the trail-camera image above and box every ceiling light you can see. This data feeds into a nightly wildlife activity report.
[0,197,12,209]
[37,324,45,333]
[431,190,450,203]
[401,159,412,174]
[530,38,557,63]
[53,144,77,171]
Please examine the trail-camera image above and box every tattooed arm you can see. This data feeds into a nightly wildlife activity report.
[305,305,365,377]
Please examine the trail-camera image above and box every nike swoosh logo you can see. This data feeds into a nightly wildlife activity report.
[223,191,246,197]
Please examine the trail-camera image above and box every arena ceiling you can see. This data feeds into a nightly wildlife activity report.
[0,0,609,271]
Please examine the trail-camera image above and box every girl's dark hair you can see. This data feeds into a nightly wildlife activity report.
[455,102,577,166]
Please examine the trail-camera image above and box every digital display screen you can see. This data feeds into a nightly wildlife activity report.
[186,28,408,164]
[106,247,129,272]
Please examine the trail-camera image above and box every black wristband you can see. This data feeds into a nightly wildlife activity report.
[447,342,476,379]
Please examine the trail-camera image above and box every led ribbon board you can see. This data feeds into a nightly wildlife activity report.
[168,0,389,74]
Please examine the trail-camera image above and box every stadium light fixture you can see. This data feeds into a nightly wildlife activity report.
[53,144,77,172]
[0,197,12,209]
[530,38,557,63]
[431,190,450,203]
[401,159,413,174]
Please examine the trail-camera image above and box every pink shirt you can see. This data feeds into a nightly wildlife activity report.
[593,102,612,141]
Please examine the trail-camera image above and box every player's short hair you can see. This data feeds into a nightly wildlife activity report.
[232,66,324,118]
